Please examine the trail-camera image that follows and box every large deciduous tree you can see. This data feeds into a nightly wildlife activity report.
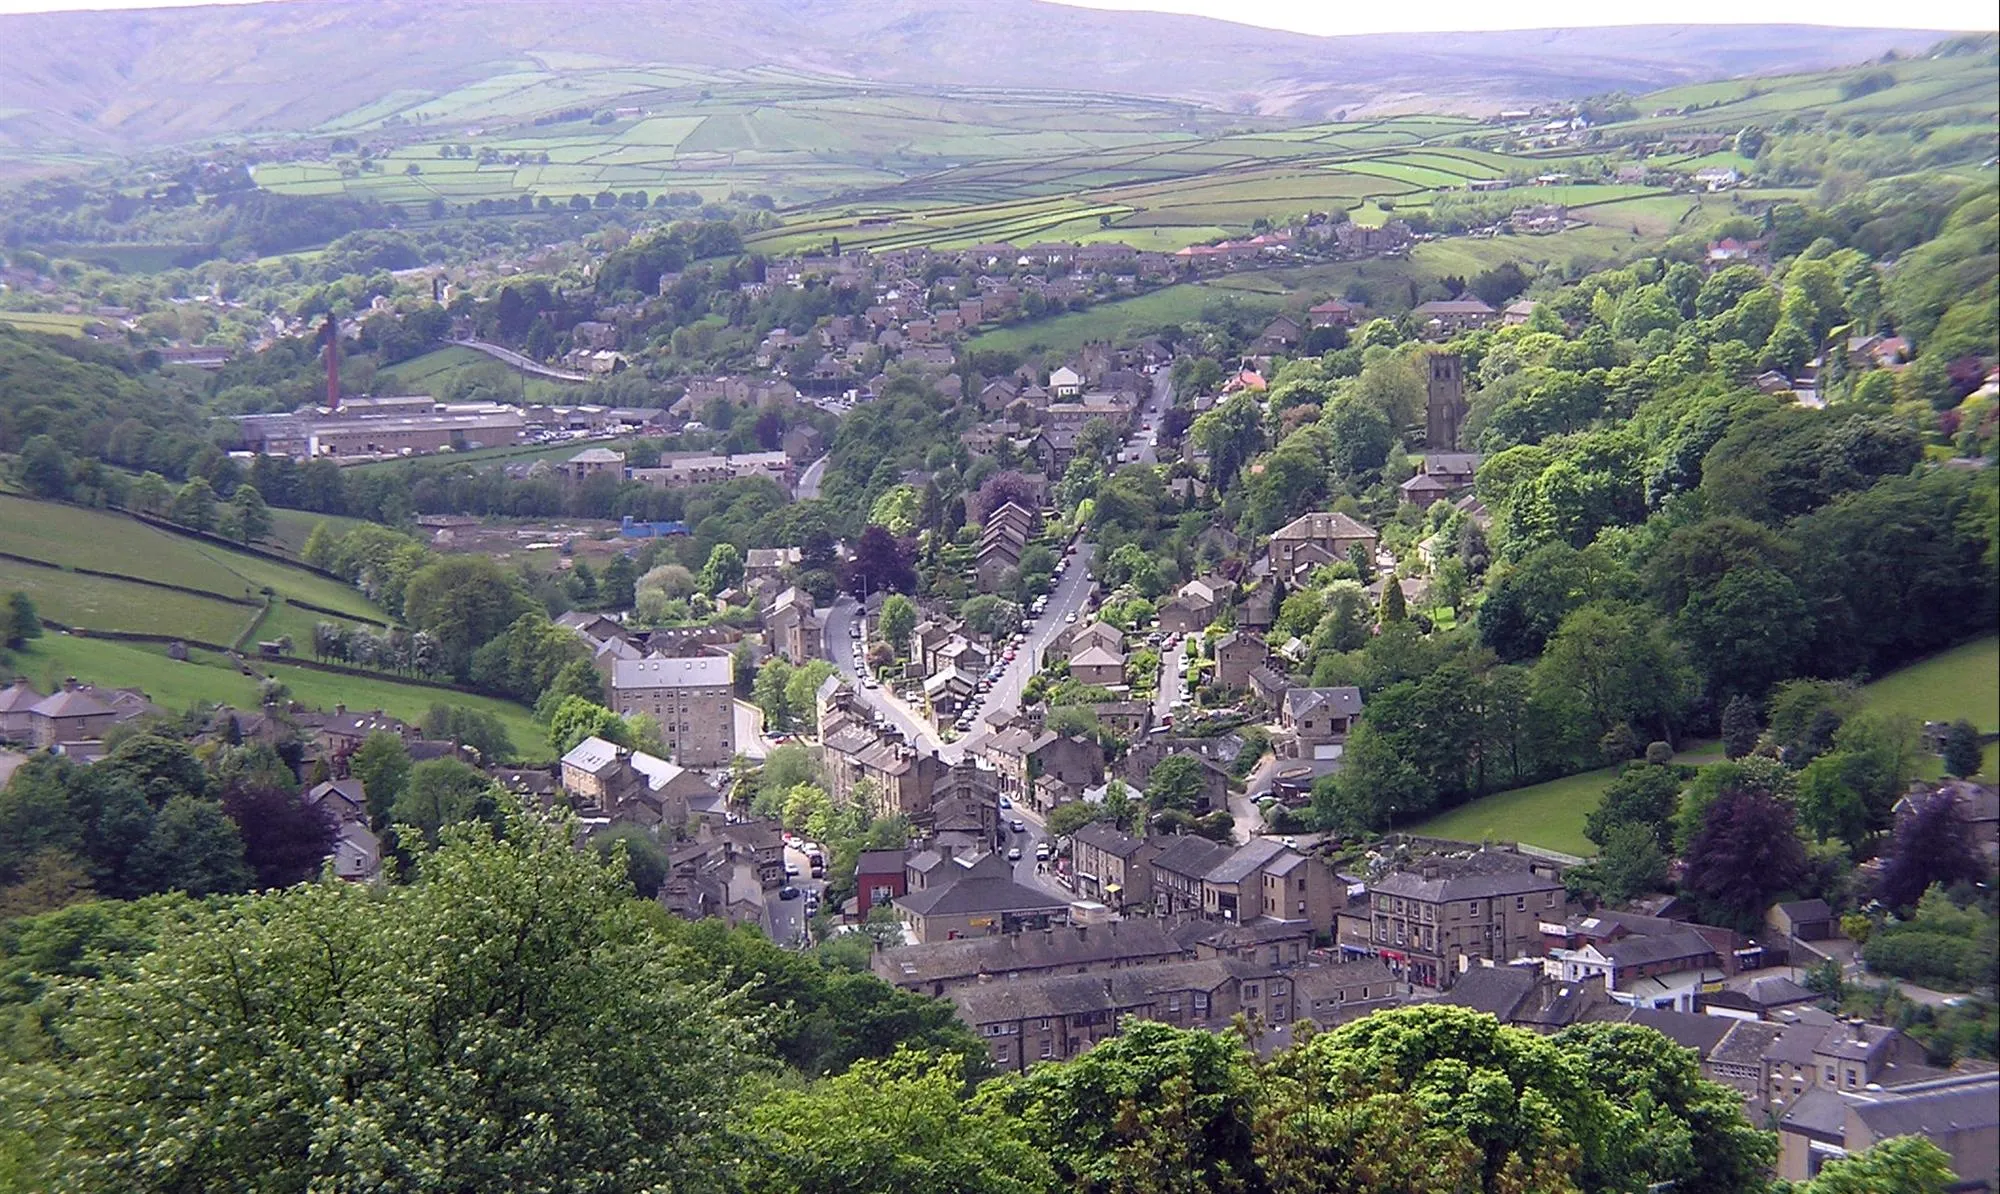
[1682,784,1807,930]
[400,555,531,680]
[4,814,756,1193]
[218,780,337,889]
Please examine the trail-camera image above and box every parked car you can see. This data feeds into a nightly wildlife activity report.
[778,885,801,900]
[999,796,1012,809]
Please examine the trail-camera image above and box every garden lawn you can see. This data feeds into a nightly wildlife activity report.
[1407,739,1721,858]
[8,635,262,714]
[1405,771,1603,858]
[262,662,551,761]
[1862,635,2000,778]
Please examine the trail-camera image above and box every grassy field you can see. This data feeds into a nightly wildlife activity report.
[966,284,1283,356]
[1862,635,2000,777]
[1862,636,1999,731]
[1413,637,2000,851]
[0,311,92,337]
[0,495,391,641]
[1409,740,1722,857]
[1406,770,1605,857]
[0,494,255,596]
[262,508,378,556]
[376,345,587,403]
[7,634,552,761]
[0,559,256,644]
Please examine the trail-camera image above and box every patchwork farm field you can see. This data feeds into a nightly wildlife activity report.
[0,495,390,643]
[0,311,92,336]
[0,558,255,644]
[9,635,553,762]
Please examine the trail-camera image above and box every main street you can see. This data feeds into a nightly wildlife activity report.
[821,596,947,755]
[1154,636,1186,725]
[952,539,1097,758]
[1128,367,1173,466]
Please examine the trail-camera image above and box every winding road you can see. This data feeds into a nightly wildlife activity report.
[794,454,829,501]
[447,338,595,382]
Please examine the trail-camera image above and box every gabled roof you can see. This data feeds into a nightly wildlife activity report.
[1436,964,1537,1017]
[1269,510,1377,544]
[630,750,709,794]
[1205,838,1294,885]
[307,779,367,817]
[1370,849,1564,903]
[1071,820,1147,858]
[29,687,114,719]
[561,735,622,774]
[1282,687,1363,720]
[0,681,43,713]
[1150,833,1230,879]
[1070,645,1125,669]
[895,876,1070,918]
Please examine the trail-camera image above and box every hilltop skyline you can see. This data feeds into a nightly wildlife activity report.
[0,0,1989,35]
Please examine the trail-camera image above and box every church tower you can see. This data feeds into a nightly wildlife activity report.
[1425,352,1466,450]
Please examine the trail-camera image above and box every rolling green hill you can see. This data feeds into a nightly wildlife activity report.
[0,495,556,760]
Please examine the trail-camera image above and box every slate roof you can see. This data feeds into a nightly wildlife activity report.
[1597,929,1718,969]
[1370,850,1564,903]
[0,681,42,713]
[857,849,908,874]
[878,920,1187,985]
[1849,1076,2000,1140]
[896,877,1071,918]
[1070,645,1126,669]
[1150,834,1231,879]
[1071,821,1147,859]
[1282,687,1363,720]
[612,655,731,690]
[1205,838,1292,885]
[561,735,622,774]
[1436,965,1537,1017]
[29,687,114,718]
[1622,1007,1734,1055]
[947,958,1240,1025]
[1709,1021,1786,1071]
[1270,510,1378,543]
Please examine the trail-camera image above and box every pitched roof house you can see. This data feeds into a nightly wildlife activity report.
[1266,511,1378,581]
